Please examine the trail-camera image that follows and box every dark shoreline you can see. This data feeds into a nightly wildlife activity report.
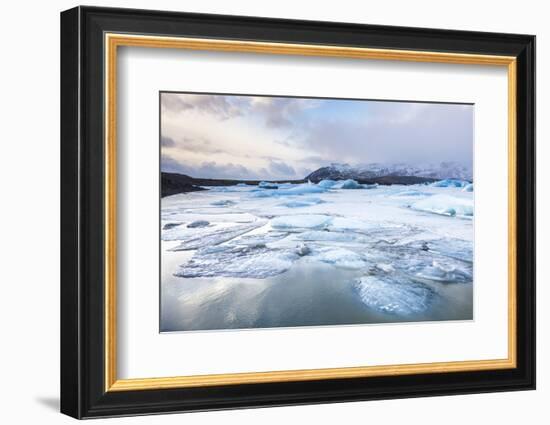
[161,172,439,198]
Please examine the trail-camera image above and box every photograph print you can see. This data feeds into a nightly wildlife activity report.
[160,92,474,332]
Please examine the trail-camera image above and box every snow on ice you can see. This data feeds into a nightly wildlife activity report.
[162,180,473,317]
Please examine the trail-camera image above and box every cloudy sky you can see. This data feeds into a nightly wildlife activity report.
[161,92,473,180]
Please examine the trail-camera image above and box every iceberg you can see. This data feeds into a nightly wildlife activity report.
[334,179,362,189]
[169,221,266,250]
[258,181,279,189]
[282,183,326,195]
[462,183,474,192]
[317,179,337,189]
[354,275,435,315]
[411,194,473,218]
[271,214,332,230]
[432,179,468,188]
[176,244,300,278]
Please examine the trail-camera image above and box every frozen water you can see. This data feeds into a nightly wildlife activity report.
[250,183,326,198]
[282,183,327,195]
[296,230,364,243]
[411,194,473,218]
[279,197,324,208]
[163,222,183,230]
[317,179,337,188]
[393,189,430,197]
[211,199,237,206]
[176,244,300,278]
[187,220,210,228]
[333,179,363,189]
[169,221,266,250]
[432,179,468,188]
[258,181,279,189]
[412,259,472,283]
[271,214,332,230]
[354,275,436,315]
[161,180,473,329]
[415,238,473,263]
[463,183,474,192]
[307,247,366,269]
[229,231,289,247]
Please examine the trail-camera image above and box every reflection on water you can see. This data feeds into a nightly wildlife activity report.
[161,241,473,332]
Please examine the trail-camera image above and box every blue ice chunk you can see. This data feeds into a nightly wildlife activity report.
[279,197,324,208]
[258,181,279,189]
[317,179,338,189]
[334,179,363,189]
[432,179,469,188]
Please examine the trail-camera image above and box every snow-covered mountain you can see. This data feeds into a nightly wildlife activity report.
[306,162,472,182]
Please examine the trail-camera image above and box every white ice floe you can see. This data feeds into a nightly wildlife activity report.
[329,217,377,232]
[176,244,300,278]
[411,194,473,218]
[412,259,472,283]
[169,221,266,250]
[354,275,435,315]
[307,247,366,269]
[229,231,289,247]
[278,197,324,208]
[271,214,332,230]
[296,230,363,243]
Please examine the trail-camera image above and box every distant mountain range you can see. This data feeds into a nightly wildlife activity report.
[305,162,472,183]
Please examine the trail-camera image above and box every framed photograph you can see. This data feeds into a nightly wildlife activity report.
[60,6,535,419]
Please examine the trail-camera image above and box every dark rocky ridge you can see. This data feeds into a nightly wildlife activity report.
[161,172,438,197]
[161,172,306,198]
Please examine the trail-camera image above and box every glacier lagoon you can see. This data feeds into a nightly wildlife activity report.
[160,181,473,332]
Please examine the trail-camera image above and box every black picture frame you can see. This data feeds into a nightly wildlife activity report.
[61,5,535,419]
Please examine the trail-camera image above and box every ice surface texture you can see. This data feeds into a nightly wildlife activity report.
[271,214,333,230]
[432,179,469,188]
[355,275,436,315]
[162,181,473,318]
[176,244,300,278]
[411,194,473,218]
[169,222,266,250]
